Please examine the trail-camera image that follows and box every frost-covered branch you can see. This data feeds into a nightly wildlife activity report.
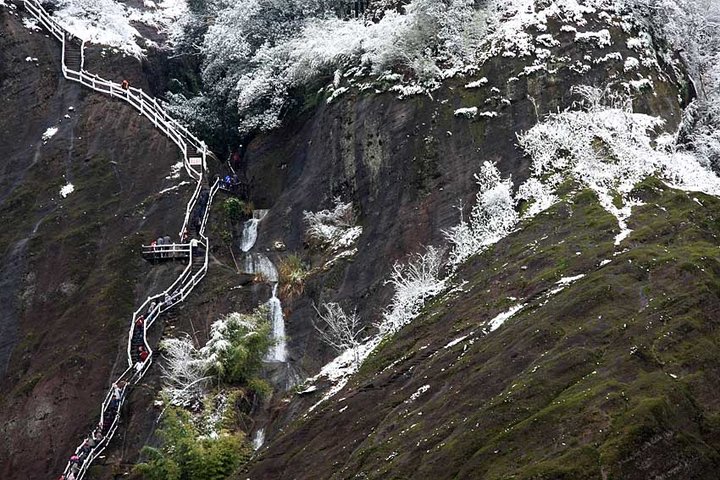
[312,302,365,356]
[303,198,362,251]
[517,85,720,244]
[160,335,214,407]
[379,245,447,335]
[443,161,518,266]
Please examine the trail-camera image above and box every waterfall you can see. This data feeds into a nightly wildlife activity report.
[238,209,287,363]
[252,428,265,450]
[242,253,278,282]
[239,218,260,252]
[267,283,287,362]
[239,209,269,253]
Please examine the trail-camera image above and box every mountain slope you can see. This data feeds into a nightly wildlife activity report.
[247,181,720,479]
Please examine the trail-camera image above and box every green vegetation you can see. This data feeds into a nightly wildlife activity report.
[134,407,251,480]
[209,307,274,387]
[278,180,720,479]
[221,198,252,222]
[278,253,309,299]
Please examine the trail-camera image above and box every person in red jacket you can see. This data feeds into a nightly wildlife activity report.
[138,346,149,362]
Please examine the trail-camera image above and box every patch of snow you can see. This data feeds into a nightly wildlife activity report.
[326,87,349,104]
[454,107,478,119]
[59,183,75,198]
[158,180,191,195]
[487,303,525,333]
[535,34,559,48]
[307,336,382,412]
[557,274,585,286]
[42,126,58,142]
[624,56,640,72]
[50,0,188,56]
[575,29,612,48]
[165,161,184,179]
[22,17,41,31]
[599,259,611,267]
[407,384,430,403]
[465,77,488,89]
[444,335,469,349]
[297,385,318,394]
[594,52,622,64]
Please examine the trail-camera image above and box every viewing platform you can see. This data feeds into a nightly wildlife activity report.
[141,243,192,262]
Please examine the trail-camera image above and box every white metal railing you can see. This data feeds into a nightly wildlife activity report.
[141,243,193,259]
[18,1,222,478]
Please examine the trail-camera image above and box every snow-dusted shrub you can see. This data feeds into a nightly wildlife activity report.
[160,335,214,407]
[517,85,720,243]
[312,302,365,358]
[161,308,272,406]
[379,245,447,335]
[134,406,248,480]
[443,161,518,266]
[200,308,273,385]
[303,199,362,251]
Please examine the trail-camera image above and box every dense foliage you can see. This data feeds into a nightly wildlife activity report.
[168,0,490,137]
[134,407,250,480]
[161,307,273,406]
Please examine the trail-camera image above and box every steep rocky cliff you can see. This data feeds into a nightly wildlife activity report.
[0,6,193,477]
[2,0,720,479]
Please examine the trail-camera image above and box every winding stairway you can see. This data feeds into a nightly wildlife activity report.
[17,1,222,478]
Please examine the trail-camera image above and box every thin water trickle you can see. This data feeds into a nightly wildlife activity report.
[252,428,265,450]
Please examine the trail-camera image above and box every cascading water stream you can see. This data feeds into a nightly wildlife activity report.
[267,283,287,362]
[238,209,268,253]
[243,253,278,282]
[239,209,287,363]
[252,428,265,450]
[239,219,260,252]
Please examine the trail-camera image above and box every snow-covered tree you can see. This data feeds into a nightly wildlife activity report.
[517,85,720,244]
[380,245,447,334]
[160,309,272,406]
[303,198,362,251]
[170,0,494,136]
[312,302,365,356]
[160,334,214,407]
[444,161,518,266]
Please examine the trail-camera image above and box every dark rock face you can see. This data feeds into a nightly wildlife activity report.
[241,7,689,424]
[0,1,705,479]
[238,11,705,480]
[0,9,193,478]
